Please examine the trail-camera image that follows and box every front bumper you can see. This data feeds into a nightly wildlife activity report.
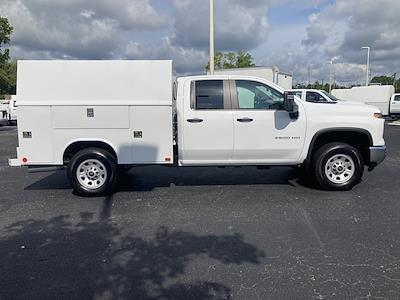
[369,145,386,166]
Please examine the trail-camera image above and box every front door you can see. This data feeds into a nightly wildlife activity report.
[390,94,400,114]
[231,79,306,164]
[181,79,234,165]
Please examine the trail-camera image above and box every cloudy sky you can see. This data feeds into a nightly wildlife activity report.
[1,0,399,85]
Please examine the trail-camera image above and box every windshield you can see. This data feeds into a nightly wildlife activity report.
[321,91,341,101]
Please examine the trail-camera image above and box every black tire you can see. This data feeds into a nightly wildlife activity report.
[311,143,364,191]
[67,148,117,197]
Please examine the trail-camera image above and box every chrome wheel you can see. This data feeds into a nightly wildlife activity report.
[325,154,355,184]
[76,159,107,190]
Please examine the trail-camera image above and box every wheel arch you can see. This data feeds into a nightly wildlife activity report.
[63,139,118,165]
[304,128,373,169]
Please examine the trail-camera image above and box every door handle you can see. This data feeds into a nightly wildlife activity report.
[237,118,254,123]
[187,118,204,123]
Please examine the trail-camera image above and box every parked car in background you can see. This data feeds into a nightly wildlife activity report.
[9,60,386,196]
[288,89,340,103]
[332,86,395,116]
[389,93,400,115]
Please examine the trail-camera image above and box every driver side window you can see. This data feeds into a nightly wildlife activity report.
[235,80,284,110]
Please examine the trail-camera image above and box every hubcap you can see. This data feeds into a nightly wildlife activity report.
[76,159,107,190]
[325,154,355,184]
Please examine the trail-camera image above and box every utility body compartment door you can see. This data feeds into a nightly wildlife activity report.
[230,79,306,164]
[180,79,234,164]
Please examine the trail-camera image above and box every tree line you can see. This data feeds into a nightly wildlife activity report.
[0,17,16,98]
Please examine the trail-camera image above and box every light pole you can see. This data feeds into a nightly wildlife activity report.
[362,46,370,86]
[209,0,215,75]
[327,60,333,93]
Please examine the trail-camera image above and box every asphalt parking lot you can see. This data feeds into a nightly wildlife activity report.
[1,125,400,300]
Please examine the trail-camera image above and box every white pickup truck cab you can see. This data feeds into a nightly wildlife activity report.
[288,89,340,103]
[390,93,400,115]
[9,61,386,196]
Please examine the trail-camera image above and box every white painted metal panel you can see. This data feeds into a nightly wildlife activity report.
[17,60,173,106]
[17,106,53,164]
[130,106,174,164]
[52,106,129,129]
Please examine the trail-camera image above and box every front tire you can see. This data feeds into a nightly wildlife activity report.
[311,143,364,191]
[67,148,117,197]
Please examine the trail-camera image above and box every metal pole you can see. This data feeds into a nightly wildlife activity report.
[209,0,215,75]
[362,47,370,86]
[328,61,333,93]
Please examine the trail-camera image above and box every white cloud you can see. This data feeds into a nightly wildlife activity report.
[1,0,399,80]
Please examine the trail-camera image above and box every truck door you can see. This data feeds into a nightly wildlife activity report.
[230,80,306,164]
[181,79,234,164]
[390,94,400,114]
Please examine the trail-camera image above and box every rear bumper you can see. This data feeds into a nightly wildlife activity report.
[369,145,386,166]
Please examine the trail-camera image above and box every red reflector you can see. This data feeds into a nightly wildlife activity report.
[22,157,28,163]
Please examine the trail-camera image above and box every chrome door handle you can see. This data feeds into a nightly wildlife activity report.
[237,118,254,123]
[187,118,204,123]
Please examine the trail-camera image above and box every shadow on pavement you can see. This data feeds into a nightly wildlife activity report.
[0,203,265,300]
[24,166,318,193]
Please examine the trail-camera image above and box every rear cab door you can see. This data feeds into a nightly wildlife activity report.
[179,77,234,165]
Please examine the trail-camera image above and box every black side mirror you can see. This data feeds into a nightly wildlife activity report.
[283,92,299,119]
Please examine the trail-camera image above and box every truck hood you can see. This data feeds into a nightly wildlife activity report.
[334,100,381,112]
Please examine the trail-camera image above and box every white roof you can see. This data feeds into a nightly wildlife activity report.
[17,60,174,106]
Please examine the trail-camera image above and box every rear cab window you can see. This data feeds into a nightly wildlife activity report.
[306,91,328,103]
[191,80,230,110]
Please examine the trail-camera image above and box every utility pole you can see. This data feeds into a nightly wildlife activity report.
[308,67,311,87]
[327,60,333,93]
[209,0,215,75]
[362,46,370,86]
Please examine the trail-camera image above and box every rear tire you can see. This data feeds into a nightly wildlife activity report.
[311,143,364,191]
[67,148,117,197]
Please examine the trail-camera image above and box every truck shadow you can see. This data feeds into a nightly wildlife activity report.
[0,211,264,299]
[24,166,319,193]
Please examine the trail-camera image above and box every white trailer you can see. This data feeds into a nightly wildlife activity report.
[0,100,9,126]
[7,95,17,125]
[10,60,386,196]
[332,86,395,116]
[211,67,293,90]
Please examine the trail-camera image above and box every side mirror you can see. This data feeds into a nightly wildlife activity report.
[283,92,299,119]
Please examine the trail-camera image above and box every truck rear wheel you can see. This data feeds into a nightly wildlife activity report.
[311,143,364,191]
[67,148,117,197]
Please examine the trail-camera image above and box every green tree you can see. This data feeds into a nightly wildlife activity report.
[0,17,13,63]
[205,50,256,71]
[0,17,15,97]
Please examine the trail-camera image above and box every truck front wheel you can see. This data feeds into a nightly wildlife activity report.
[311,143,364,191]
[67,148,117,197]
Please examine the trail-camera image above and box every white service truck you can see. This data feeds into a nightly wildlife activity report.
[332,86,398,116]
[9,60,386,196]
